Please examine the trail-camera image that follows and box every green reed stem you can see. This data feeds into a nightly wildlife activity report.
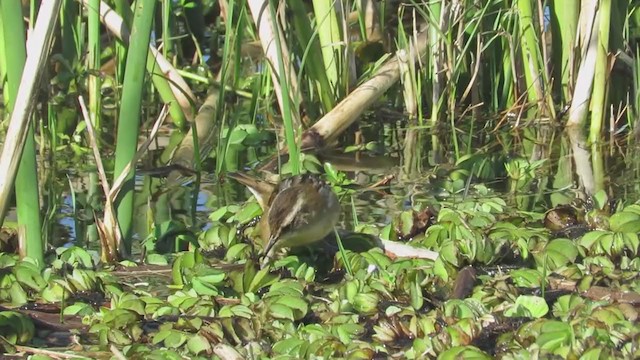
[500,13,515,108]
[312,0,343,99]
[214,0,236,174]
[589,0,611,145]
[1,0,43,265]
[334,228,353,277]
[268,0,300,175]
[0,8,5,106]
[427,0,443,161]
[112,0,130,82]
[147,56,188,129]
[634,46,640,121]
[112,0,188,129]
[516,0,544,108]
[162,0,173,58]
[549,0,579,105]
[114,0,157,253]
[86,0,101,244]
[60,0,80,66]
[87,0,101,129]
[289,0,335,112]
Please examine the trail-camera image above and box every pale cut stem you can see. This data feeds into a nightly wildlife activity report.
[0,0,63,227]
[306,29,429,147]
[247,0,302,129]
[566,1,598,128]
[79,96,169,261]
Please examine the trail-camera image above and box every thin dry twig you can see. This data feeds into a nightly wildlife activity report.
[110,344,127,360]
[78,96,169,261]
[110,105,169,198]
[78,98,111,197]
[14,345,88,359]
[367,174,395,189]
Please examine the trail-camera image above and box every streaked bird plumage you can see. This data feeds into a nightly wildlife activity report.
[227,173,341,265]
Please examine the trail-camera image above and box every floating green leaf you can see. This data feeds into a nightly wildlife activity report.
[438,346,491,360]
[609,211,640,233]
[505,295,549,318]
[539,238,578,270]
[0,311,35,344]
[186,334,211,355]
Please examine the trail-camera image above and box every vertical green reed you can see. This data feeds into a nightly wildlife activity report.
[60,0,81,67]
[268,0,300,175]
[499,7,516,109]
[0,0,43,265]
[426,0,443,161]
[29,1,37,28]
[516,0,546,110]
[334,229,353,277]
[591,144,605,193]
[634,47,640,125]
[289,0,335,113]
[549,0,579,105]
[113,0,131,82]
[86,0,101,244]
[396,10,422,122]
[114,0,188,129]
[589,0,611,144]
[114,0,157,252]
[397,15,423,176]
[0,10,5,106]
[161,0,173,58]
[312,0,343,99]
[147,55,188,129]
[215,0,238,174]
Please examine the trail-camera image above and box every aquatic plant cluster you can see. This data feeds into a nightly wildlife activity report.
[0,178,639,358]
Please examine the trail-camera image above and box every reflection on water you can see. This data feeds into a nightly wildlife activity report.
[49,120,640,251]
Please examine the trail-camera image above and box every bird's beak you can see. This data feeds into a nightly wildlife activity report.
[262,233,279,259]
[260,234,280,267]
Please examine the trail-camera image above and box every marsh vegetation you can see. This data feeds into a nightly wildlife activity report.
[0,0,639,358]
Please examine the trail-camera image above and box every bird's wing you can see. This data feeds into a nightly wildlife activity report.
[267,186,306,241]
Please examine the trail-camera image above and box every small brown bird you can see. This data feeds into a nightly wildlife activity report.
[227,172,341,265]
